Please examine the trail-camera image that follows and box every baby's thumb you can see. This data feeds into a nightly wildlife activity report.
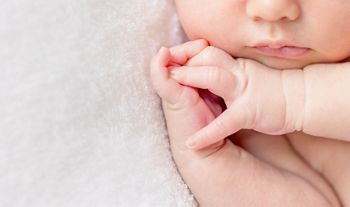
[185,102,247,150]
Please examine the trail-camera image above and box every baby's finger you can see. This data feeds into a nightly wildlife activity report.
[185,103,247,150]
[185,46,237,69]
[169,39,209,65]
[170,66,239,104]
[150,47,183,104]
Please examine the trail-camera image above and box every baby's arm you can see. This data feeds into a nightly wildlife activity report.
[300,61,350,141]
[171,46,350,149]
[151,42,341,207]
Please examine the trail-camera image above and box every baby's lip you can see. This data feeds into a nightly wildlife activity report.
[251,41,310,59]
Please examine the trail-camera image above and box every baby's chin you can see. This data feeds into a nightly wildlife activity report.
[230,50,317,70]
[247,54,350,70]
[248,56,313,70]
[239,55,322,70]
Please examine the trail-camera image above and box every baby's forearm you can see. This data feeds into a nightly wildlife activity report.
[285,62,350,141]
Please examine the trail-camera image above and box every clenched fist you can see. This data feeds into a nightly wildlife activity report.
[170,45,305,149]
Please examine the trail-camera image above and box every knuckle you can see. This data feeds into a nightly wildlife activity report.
[236,58,247,71]
[180,69,188,82]
[201,46,216,59]
[201,39,210,46]
[208,66,222,84]
[204,46,227,58]
[195,39,209,47]
[206,46,217,51]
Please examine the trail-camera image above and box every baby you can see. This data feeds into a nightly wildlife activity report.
[151,0,350,206]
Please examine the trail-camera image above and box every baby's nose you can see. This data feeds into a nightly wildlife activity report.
[246,0,300,22]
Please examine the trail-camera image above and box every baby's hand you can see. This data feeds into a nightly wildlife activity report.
[150,40,227,156]
[171,46,305,150]
[151,39,208,110]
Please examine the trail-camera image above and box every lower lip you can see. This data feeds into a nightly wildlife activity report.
[253,46,310,58]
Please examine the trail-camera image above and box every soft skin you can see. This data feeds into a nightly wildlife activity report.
[150,0,350,206]
[174,0,350,70]
[171,46,350,149]
[150,40,342,207]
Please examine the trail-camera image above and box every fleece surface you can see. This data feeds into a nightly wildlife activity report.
[0,0,196,206]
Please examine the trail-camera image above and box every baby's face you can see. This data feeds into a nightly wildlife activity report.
[174,0,350,69]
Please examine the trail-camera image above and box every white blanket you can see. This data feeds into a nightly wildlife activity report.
[0,0,196,206]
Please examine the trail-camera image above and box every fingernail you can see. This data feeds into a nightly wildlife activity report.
[170,68,180,79]
[186,139,197,149]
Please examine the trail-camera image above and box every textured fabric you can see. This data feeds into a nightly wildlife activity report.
[0,0,196,206]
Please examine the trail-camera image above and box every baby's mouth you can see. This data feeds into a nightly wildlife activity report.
[251,42,310,59]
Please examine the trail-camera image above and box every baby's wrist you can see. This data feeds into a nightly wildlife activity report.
[281,69,306,132]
